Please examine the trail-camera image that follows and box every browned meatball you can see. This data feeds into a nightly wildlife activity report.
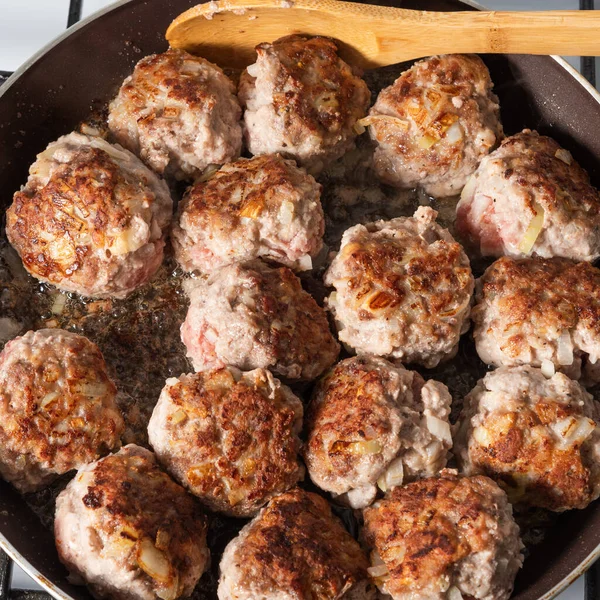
[472,257,600,382]
[365,54,502,197]
[55,445,209,600]
[362,471,523,600]
[324,207,474,368]
[454,366,600,512]
[456,130,600,260]
[238,35,370,173]
[147,367,304,517]
[304,356,452,509]
[171,154,324,273]
[108,48,242,180]
[5,132,172,298]
[0,328,124,493]
[218,488,375,600]
[181,260,340,381]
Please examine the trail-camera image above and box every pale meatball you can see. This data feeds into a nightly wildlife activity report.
[238,35,370,173]
[366,54,503,197]
[172,154,324,273]
[0,329,123,493]
[55,445,209,600]
[362,471,523,600]
[6,132,172,298]
[181,260,339,381]
[472,256,600,382]
[324,207,474,368]
[148,367,304,517]
[218,488,375,600]
[454,366,600,512]
[108,48,242,179]
[304,356,452,509]
[456,130,600,260]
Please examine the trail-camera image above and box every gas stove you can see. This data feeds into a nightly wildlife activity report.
[0,1,599,599]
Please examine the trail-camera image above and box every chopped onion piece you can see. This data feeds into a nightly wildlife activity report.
[297,254,313,271]
[557,331,574,366]
[353,121,366,135]
[551,416,596,447]
[171,409,188,425]
[137,538,171,583]
[40,391,60,409]
[376,475,387,492]
[541,360,556,378]
[518,203,545,254]
[448,587,464,600]
[383,458,404,489]
[367,564,389,578]
[51,293,67,315]
[555,148,573,165]
[279,200,295,225]
[425,415,452,445]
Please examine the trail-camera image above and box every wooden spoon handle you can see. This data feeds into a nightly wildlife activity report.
[401,10,600,58]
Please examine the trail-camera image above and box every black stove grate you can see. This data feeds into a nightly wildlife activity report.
[0,1,599,599]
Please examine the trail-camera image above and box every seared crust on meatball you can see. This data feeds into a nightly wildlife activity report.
[172,154,324,273]
[148,367,304,517]
[6,132,172,298]
[324,207,474,368]
[55,445,209,600]
[456,130,600,260]
[181,260,339,381]
[0,329,123,493]
[362,471,523,600]
[304,356,452,509]
[454,366,600,512]
[218,488,375,600]
[238,35,370,173]
[108,48,242,179]
[366,54,502,197]
[472,257,600,381]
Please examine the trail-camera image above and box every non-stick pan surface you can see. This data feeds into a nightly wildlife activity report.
[1,1,600,599]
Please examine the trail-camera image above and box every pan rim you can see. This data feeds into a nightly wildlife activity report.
[1,1,599,599]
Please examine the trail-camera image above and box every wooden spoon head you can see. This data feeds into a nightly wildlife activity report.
[166,0,411,69]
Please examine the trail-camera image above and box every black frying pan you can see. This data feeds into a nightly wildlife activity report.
[1,1,600,599]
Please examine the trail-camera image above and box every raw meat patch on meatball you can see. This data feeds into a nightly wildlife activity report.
[456,130,600,260]
[238,35,370,173]
[172,154,324,273]
[0,329,123,493]
[454,366,600,512]
[148,367,304,517]
[218,488,375,600]
[181,260,339,381]
[6,132,172,299]
[108,48,242,179]
[472,256,600,382]
[362,471,523,600]
[55,445,209,600]
[324,207,474,368]
[366,54,502,197]
[304,356,452,509]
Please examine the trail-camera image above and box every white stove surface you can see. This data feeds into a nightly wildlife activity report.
[0,1,598,599]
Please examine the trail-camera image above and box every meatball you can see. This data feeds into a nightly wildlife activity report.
[472,256,600,382]
[456,130,600,260]
[218,488,375,600]
[304,356,452,509]
[148,367,304,517]
[6,132,172,299]
[454,366,600,512]
[0,329,123,493]
[171,154,324,273]
[181,260,339,380]
[362,471,523,600]
[55,445,209,600]
[324,207,474,368]
[108,48,242,179]
[238,35,370,173]
[365,54,502,197]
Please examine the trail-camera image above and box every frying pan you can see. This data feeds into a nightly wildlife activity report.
[1,1,600,599]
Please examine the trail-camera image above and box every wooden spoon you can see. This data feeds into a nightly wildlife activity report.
[166,0,600,70]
